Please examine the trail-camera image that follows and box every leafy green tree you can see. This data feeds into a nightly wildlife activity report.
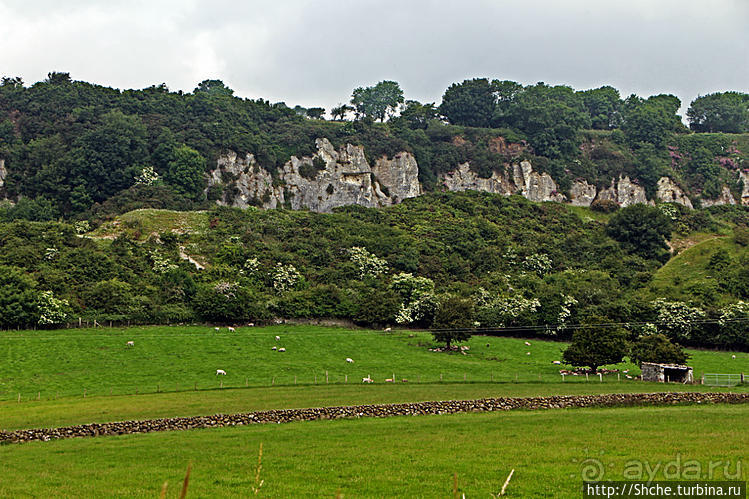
[606,204,672,262]
[578,86,623,129]
[629,333,689,366]
[305,107,325,120]
[431,296,475,348]
[622,94,684,147]
[507,83,591,158]
[395,100,438,129]
[687,91,749,133]
[350,80,404,122]
[193,79,234,96]
[0,265,39,327]
[562,317,628,372]
[439,78,496,128]
[164,145,206,201]
[331,103,354,121]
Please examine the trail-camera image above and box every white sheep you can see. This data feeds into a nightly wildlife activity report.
[278,347,286,352]
[362,376,373,383]
[385,378,394,383]
[275,335,280,341]
[732,354,736,359]
[227,326,235,332]
[216,369,227,375]
[271,346,277,351]
[384,327,392,332]
[346,358,354,363]
[126,341,134,347]
[552,360,561,365]
[524,341,531,346]
[214,327,220,332]
[526,352,531,355]
[248,323,254,327]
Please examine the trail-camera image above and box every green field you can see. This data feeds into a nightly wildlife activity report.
[0,405,746,497]
[2,325,746,403]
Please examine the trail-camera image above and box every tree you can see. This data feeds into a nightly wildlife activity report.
[350,81,404,121]
[439,78,496,128]
[629,333,689,366]
[578,86,623,129]
[395,100,438,130]
[164,145,206,201]
[562,318,628,372]
[606,204,672,262]
[506,83,591,158]
[622,94,684,147]
[193,79,234,96]
[431,296,475,348]
[306,107,325,120]
[687,92,749,133]
[331,103,354,121]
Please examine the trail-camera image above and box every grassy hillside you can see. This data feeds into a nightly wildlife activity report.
[0,405,746,497]
[648,235,749,306]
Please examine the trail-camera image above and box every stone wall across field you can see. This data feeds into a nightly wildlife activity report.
[2,392,748,444]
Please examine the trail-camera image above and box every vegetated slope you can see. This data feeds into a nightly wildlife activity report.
[1,191,746,348]
[648,235,749,306]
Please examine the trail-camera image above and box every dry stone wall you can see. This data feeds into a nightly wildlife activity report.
[2,392,747,445]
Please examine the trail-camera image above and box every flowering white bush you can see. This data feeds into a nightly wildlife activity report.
[475,294,540,328]
[391,272,436,324]
[214,281,238,298]
[556,294,578,332]
[271,263,301,294]
[651,298,705,341]
[44,247,58,261]
[74,220,90,234]
[37,291,69,325]
[523,253,552,276]
[241,257,260,276]
[150,250,177,273]
[134,166,160,186]
[348,246,388,278]
[718,301,749,326]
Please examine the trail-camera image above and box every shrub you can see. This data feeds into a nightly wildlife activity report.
[590,199,619,213]
[629,333,689,366]
[562,317,628,372]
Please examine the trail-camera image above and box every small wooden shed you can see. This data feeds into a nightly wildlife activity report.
[641,362,693,383]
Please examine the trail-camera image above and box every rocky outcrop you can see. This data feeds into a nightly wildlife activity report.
[442,160,565,202]
[701,186,736,207]
[596,176,652,207]
[656,177,693,208]
[568,180,597,206]
[3,392,748,444]
[206,139,420,213]
[739,170,749,206]
[0,158,6,189]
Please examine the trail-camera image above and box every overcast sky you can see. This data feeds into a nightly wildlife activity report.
[1,0,747,117]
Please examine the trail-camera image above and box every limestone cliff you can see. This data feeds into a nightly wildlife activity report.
[0,159,6,189]
[207,139,745,212]
[206,138,420,213]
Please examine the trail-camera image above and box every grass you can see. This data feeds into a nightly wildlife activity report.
[3,381,745,432]
[648,235,747,303]
[1,325,747,403]
[89,209,210,241]
[565,205,613,223]
[0,404,746,497]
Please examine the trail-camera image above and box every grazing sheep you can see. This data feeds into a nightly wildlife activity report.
[271,346,277,351]
[346,358,354,363]
[275,335,280,341]
[216,369,227,375]
[384,327,392,332]
[625,374,633,379]
[214,327,220,332]
[552,360,561,365]
[526,352,531,355]
[524,341,531,346]
[126,341,134,347]
[278,347,286,352]
[227,326,235,332]
[385,378,394,383]
[248,323,254,327]
[362,376,373,383]
[732,354,736,359]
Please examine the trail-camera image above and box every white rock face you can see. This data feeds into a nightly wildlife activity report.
[0,158,5,189]
[568,180,597,206]
[739,170,749,206]
[700,186,736,207]
[594,176,652,207]
[206,138,420,212]
[442,160,565,202]
[656,177,693,208]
